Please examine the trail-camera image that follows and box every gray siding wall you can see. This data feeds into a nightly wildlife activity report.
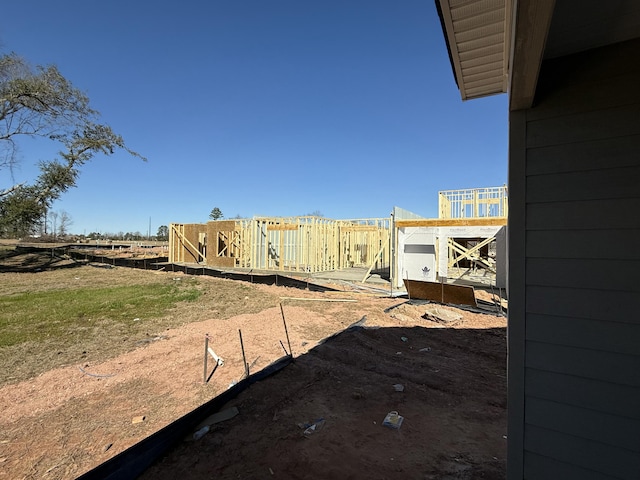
[508,38,640,479]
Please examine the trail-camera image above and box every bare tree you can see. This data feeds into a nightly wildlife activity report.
[58,210,72,237]
[49,211,58,239]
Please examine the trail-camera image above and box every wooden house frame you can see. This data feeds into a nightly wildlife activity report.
[393,187,508,288]
[438,185,508,220]
[169,216,390,274]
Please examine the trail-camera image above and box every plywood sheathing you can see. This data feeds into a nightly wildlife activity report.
[169,223,207,264]
[206,221,240,268]
[403,278,477,307]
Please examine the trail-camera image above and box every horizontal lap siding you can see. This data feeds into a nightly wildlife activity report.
[526,314,640,355]
[526,369,640,419]
[525,397,640,450]
[524,425,640,479]
[526,103,640,147]
[526,198,640,230]
[524,452,622,480]
[527,165,640,203]
[519,39,640,479]
[526,258,640,291]
[526,286,639,323]
[526,229,640,259]
[525,341,640,386]
[526,137,640,175]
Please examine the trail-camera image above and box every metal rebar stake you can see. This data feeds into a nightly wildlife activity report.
[203,335,209,383]
[280,303,293,358]
[238,329,249,378]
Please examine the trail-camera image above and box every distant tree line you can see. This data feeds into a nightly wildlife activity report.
[84,225,169,242]
[207,206,325,222]
[23,224,170,243]
[28,209,74,239]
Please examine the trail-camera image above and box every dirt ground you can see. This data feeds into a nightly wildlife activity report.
[0,249,507,480]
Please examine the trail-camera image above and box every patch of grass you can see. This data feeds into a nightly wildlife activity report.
[0,282,201,348]
[0,263,280,386]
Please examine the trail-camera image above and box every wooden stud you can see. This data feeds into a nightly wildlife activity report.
[447,237,496,273]
[170,216,393,274]
[267,223,298,231]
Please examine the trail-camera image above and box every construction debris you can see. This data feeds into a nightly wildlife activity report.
[194,407,240,431]
[404,279,477,307]
[382,411,404,429]
[422,306,463,324]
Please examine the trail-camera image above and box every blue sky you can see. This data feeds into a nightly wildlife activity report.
[1,1,507,236]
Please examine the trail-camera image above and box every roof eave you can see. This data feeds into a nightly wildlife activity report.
[435,0,466,100]
[436,0,511,102]
[508,0,556,110]
[436,0,556,110]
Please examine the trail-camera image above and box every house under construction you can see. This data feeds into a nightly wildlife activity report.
[169,216,391,274]
[168,186,507,289]
[392,185,508,289]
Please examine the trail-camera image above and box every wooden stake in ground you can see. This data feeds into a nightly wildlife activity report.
[203,335,209,383]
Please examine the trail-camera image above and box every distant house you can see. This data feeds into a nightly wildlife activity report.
[393,186,507,289]
[436,1,640,478]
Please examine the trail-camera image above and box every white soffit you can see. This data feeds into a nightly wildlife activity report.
[439,0,510,100]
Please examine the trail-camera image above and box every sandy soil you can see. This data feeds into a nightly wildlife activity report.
[0,279,507,479]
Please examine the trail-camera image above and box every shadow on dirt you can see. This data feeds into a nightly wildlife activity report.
[0,247,85,273]
[85,322,508,480]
